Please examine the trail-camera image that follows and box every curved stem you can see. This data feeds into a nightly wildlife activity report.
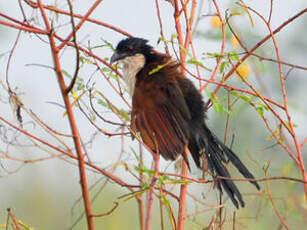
[177,147,189,230]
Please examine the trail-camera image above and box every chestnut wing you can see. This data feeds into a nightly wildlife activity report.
[131,78,191,161]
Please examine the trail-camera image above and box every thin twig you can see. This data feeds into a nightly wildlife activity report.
[155,0,170,55]
[173,0,186,73]
[212,8,307,94]
[24,0,133,37]
[204,0,226,89]
[241,2,307,200]
[0,19,48,34]
[57,0,103,50]
[92,202,119,217]
[264,170,290,230]
[64,0,80,94]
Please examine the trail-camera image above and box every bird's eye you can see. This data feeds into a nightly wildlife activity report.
[127,46,133,52]
[118,45,133,52]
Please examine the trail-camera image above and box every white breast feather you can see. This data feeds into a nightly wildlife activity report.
[119,53,145,96]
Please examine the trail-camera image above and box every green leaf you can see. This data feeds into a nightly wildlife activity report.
[149,64,165,75]
[141,182,150,189]
[101,67,110,72]
[255,101,269,110]
[135,166,156,177]
[149,60,174,75]
[205,52,223,59]
[179,46,192,58]
[62,69,72,79]
[164,178,191,185]
[130,147,140,161]
[122,189,149,202]
[230,11,242,16]
[204,90,231,114]
[229,51,240,62]
[256,107,264,116]
[161,196,170,205]
[158,175,170,182]
[101,39,115,51]
[80,56,93,65]
[98,99,108,108]
[186,59,211,71]
[187,58,202,67]
[284,121,298,129]
[90,114,96,121]
[213,102,224,114]
[205,90,223,114]
[119,109,130,122]
[231,91,251,103]
[219,61,229,73]
[18,220,35,230]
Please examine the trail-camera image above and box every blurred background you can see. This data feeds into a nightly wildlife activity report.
[0,0,306,229]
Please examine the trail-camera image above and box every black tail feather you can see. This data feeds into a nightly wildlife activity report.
[220,142,261,190]
[191,124,260,208]
[205,147,245,208]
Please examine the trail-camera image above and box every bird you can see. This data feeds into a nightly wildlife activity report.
[110,37,260,208]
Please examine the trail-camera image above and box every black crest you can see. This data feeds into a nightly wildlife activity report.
[111,37,158,64]
[116,37,152,55]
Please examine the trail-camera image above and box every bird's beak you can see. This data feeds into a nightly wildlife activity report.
[110,51,122,64]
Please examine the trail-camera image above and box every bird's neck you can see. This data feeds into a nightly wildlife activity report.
[120,53,146,96]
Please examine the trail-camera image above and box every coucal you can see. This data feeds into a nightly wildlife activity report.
[110,37,260,208]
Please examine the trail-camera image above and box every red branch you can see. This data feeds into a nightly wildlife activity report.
[203,0,226,89]
[0,18,47,34]
[37,0,95,228]
[57,0,103,50]
[24,0,133,37]
[7,208,21,230]
[177,147,189,230]
[0,115,137,188]
[173,0,186,73]
[145,154,160,230]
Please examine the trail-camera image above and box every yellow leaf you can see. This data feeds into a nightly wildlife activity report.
[71,92,78,99]
[238,1,255,27]
[0,224,7,229]
[236,62,250,80]
[265,127,280,141]
[231,35,240,48]
[210,16,222,28]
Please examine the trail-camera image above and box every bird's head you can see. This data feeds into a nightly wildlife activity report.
[110,37,153,64]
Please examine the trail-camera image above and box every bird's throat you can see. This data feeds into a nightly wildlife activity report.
[120,54,145,96]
